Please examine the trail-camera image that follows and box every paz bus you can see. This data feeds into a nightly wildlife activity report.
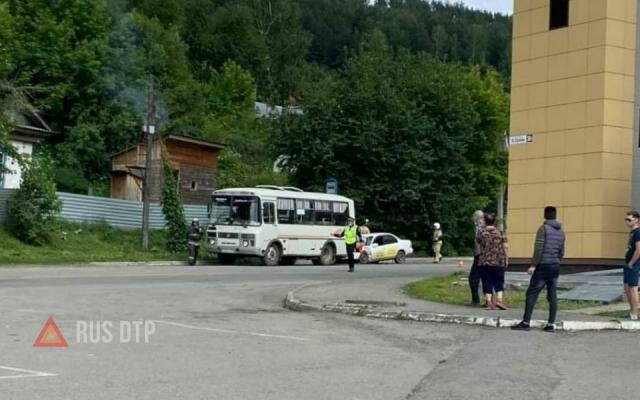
[206,186,355,266]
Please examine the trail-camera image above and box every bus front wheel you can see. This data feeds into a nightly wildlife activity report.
[263,243,281,266]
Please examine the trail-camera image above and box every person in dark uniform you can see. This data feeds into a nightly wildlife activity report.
[186,218,203,265]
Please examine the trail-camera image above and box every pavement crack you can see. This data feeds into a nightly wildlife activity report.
[402,342,467,400]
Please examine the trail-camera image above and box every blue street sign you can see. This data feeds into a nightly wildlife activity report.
[326,178,338,194]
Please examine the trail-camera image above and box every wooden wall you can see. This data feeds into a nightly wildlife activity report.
[111,137,221,205]
[111,174,143,202]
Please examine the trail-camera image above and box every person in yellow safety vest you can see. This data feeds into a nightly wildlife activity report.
[333,216,363,272]
[432,222,443,263]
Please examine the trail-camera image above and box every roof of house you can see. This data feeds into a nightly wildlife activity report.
[164,134,225,150]
[7,109,53,143]
[109,134,225,159]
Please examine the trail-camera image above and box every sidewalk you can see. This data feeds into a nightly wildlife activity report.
[285,276,640,332]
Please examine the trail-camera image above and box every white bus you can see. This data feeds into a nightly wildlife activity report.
[205,186,356,266]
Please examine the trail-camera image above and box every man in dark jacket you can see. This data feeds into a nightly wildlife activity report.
[512,206,565,332]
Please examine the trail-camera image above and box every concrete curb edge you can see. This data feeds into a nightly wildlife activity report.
[284,286,640,332]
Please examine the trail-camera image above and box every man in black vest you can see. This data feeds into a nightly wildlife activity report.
[512,206,565,332]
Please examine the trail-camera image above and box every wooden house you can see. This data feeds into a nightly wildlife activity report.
[110,135,225,204]
[0,111,52,189]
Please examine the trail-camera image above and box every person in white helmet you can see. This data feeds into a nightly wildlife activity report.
[432,222,443,263]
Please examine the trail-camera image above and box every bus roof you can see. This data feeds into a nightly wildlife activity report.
[213,187,353,202]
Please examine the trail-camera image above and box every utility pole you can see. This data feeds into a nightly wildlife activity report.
[142,77,156,250]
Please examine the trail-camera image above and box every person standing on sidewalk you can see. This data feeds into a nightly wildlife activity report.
[432,223,443,263]
[333,216,363,272]
[469,210,484,305]
[622,211,640,320]
[512,206,565,332]
[476,213,509,310]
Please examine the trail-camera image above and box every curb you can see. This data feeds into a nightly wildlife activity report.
[284,285,640,332]
[89,261,188,267]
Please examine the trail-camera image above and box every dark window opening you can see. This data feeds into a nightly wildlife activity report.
[263,202,276,224]
[550,0,569,30]
[382,235,398,245]
[333,202,350,226]
[190,180,198,191]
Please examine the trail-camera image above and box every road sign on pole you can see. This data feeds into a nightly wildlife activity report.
[326,178,338,194]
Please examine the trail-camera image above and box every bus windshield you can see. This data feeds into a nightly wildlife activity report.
[210,195,261,226]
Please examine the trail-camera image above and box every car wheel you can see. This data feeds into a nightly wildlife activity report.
[394,250,406,264]
[359,251,370,264]
[263,243,281,266]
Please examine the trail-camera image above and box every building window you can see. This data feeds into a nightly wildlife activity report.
[190,180,198,191]
[550,0,569,30]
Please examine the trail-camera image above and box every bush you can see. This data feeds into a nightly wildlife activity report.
[161,156,187,252]
[7,155,61,245]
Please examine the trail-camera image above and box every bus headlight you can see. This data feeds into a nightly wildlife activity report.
[242,240,249,247]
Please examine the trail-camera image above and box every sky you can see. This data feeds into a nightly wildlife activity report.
[449,0,513,15]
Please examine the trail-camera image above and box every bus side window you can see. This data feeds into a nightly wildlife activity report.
[315,200,333,225]
[277,198,295,224]
[296,199,314,224]
[333,202,349,226]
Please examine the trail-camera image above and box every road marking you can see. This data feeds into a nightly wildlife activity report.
[0,366,56,380]
[153,320,309,342]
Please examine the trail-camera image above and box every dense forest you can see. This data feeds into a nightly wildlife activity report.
[0,0,512,253]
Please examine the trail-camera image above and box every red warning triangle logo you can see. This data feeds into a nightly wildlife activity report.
[33,316,68,347]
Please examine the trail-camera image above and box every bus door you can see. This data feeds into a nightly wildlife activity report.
[261,201,277,250]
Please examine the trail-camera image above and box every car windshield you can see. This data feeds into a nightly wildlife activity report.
[210,195,261,226]
[365,236,373,246]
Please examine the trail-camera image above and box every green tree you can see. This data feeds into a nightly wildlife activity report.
[272,32,508,253]
[161,155,187,252]
[6,154,61,245]
[0,3,16,152]
[7,0,111,129]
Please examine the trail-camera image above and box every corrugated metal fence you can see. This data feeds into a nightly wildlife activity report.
[0,189,12,223]
[0,189,208,229]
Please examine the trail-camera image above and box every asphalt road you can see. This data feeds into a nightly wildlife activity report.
[0,261,637,400]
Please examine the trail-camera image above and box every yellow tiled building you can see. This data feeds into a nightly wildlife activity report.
[508,0,637,262]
